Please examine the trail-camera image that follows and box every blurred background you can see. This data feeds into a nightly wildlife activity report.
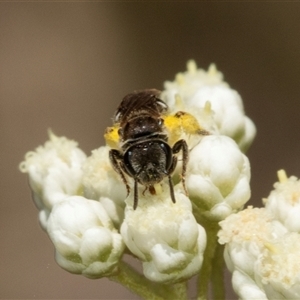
[1,3,300,299]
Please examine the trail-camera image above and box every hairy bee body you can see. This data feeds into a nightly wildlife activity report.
[108,89,188,209]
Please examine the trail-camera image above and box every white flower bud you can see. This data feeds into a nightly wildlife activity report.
[186,135,251,221]
[218,206,289,300]
[264,170,300,233]
[189,86,256,152]
[82,146,127,227]
[120,189,206,283]
[231,270,268,300]
[19,131,86,229]
[47,196,125,278]
[162,60,256,151]
[219,206,287,269]
[255,232,300,299]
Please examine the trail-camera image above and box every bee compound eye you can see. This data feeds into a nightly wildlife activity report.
[123,150,136,177]
[159,142,171,155]
[159,142,173,169]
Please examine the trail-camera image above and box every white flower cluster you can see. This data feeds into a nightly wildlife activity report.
[19,131,87,230]
[20,132,124,278]
[161,60,256,152]
[219,170,300,299]
[20,61,255,287]
[163,61,253,221]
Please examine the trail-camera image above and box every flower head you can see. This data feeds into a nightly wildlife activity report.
[162,60,256,152]
[19,131,86,229]
[47,196,124,278]
[121,188,206,283]
[218,206,289,299]
[82,146,127,227]
[264,170,300,232]
[20,61,257,299]
[187,135,251,221]
[255,232,300,299]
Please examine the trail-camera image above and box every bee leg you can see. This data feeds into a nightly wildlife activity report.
[109,149,130,196]
[133,179,139,210]
[166,156,177,203]
[172,139,189,195]
[142,186,148,196]
[168,175,176,203]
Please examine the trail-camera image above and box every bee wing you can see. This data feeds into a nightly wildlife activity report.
[114,89,167,123]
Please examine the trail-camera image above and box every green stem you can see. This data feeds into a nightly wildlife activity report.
[196,221,220,300]
[109,260,177,300]
[172,281,188,300]
[211,243,225,300]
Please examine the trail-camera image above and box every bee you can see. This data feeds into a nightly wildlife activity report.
[105,89,204,209]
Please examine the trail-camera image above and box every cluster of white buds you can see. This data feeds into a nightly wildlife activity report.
[20,132,124,278]
[162,61,253,222]
[161,60,256,152]
[20,61,255,298]
[219,170,300,299]
[19,131,87,230]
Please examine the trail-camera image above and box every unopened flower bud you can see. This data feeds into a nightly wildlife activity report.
[264,170,300,233]
[162,60,256,151]
[120,189,206,283]
[19,131,86,229]
[186,135,251,221]
[218,206,288,300]
[82,146,127,227]
[47,196,125,278]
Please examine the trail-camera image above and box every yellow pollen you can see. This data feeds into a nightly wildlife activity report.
[104,124,120,148]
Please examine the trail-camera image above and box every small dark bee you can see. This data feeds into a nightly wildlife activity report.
[108,89,188,209]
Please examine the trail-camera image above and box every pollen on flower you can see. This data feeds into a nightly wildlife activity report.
[218,206,274,245]
[82,146,127,208]
[124,189,193,235]
[19,130,83,173]
[257,232,300,289]
[82,147,112,182]
[83,147,120,194]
